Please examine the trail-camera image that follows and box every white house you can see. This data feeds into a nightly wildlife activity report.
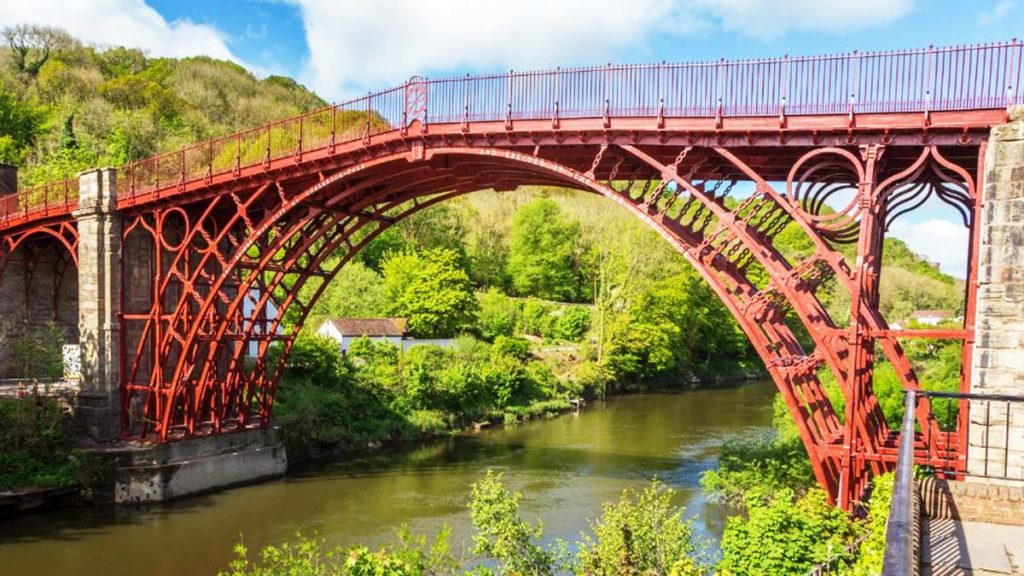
[317,318,408,352]
[912,309,954,326]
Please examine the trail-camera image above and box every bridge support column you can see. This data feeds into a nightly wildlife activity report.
[971,107,1024,480]
[73,168,121,441]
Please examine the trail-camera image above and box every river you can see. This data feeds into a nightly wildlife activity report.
[0,381,775,575]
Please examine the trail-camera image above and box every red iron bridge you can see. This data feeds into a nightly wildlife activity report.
[1,41,1022,509]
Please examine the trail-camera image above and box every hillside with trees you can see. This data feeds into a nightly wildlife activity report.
[0,25,324,186]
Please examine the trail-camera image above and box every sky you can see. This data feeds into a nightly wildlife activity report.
[0,0,1018,277]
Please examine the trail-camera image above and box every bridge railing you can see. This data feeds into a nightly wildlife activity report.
[424,41,1021,122]
[913,390,1024,481]
[3,41,1021,208]
[883,390,920,576]
[118,86,407,202]
[0,178,79,226]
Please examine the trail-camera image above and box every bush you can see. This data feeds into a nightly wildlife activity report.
[552,306,590,342]
[700,434,815,507]
[221,527,457,576]
[3,322,66,379]
[576,480,701,575]
[520,298,554,338]
[477,288,520,341]
[569,360,612,399]
[718,488,857,576]
[468,470,556,576]
[285,334,351,385]
[845,473,894,575]
[491,335,531,361]
[0,391,77,489]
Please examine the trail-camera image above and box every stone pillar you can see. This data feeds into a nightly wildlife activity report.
[970,107,1024,480]
[73,169,121,441]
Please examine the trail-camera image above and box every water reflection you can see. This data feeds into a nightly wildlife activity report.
[0,381,775,576]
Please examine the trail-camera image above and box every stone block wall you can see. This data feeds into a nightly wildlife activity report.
[0,241,79,376]
[919,477,1024,525]
[971,107,1024,480]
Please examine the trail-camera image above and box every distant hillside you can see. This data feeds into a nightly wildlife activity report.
[0,25,324,186]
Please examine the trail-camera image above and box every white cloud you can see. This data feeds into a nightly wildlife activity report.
[0,0,239,61]
[680,0,914,40]
[887,218,969,278]
[978,0,1014,26]
[285,0,913,100]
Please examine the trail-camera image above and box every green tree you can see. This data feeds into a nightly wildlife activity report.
[552,306,590,342]
[303,261,388,331]
[0,85,43,164]
[3,25,76,77]
[477,288,520,340]
[718,488,856,576]
[507,197,584,301]
[381,248,479,338]
[469,470,556,576]
[60,114,77,149]
[575,480,701,576]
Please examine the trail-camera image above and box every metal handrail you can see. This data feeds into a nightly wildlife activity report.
[882,390,918,575]
[1,39,1021,216]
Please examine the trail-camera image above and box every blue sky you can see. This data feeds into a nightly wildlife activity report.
[0,0,1017,276]
[148,0,1020,100]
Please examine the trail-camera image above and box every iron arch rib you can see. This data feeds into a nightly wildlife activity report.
[123,147,859,502]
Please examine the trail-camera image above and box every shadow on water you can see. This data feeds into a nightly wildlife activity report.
[0,380,776,576]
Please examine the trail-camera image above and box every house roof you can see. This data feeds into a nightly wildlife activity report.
[323,318,408,337]
[912,309,953,318]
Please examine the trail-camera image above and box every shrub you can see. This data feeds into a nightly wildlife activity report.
[718,488,857,576]
[552,306,590,342]
[569,360,612,399]
[3,322,66,379]
[520,298,554,338]
[576,480,701,576]
[700,434,815,507]
[845,473,894,575]
[477,288,520,341]
[0,391,77,489]
[491,335,531,361]
[468,470,555,576]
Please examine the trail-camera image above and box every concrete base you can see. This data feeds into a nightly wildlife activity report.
[114,427,287,504]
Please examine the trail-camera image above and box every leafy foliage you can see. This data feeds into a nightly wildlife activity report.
[225,472,711,575]
[718,488,858,576]
[0,391,77,489]
[382,248,479,338]
[221,527,457,576]
[0,27,324,182]
[469,470,556,575]
[700,435,815,507]
[2,322,66,379]
[507,197,585,301]
[575,480,702,576]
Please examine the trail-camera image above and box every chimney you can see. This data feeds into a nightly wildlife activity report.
[0,164,16,195]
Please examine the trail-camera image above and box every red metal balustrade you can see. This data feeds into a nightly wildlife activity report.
[0,40,1018,223]
[0,178,79,228]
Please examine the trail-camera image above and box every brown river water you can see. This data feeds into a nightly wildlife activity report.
[0,381,776,576]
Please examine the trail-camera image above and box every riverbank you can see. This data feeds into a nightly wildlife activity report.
[0,384,778,576]
[275,334,766,467]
